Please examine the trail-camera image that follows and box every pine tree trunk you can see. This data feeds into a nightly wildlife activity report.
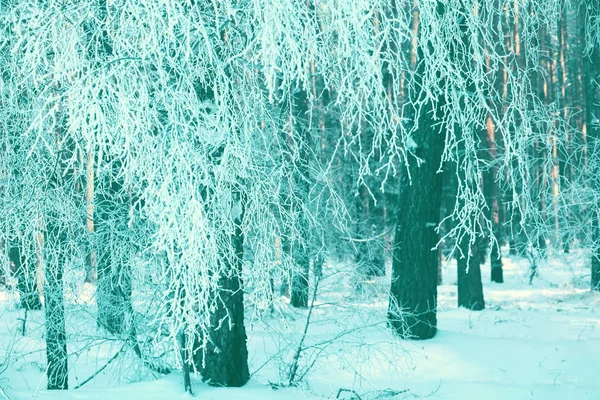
[195,191,249,387]
[290,245,310,308]
[583,4,600,291]
[96,261,130,334]
[289,86,311,308]
[457,235,485,310]
[557,3,571,254]
[592,216,600,291]
[510,0,528,257]
[44,219,69,390]
[9,237,42,310]
[388,109,444,339]
[84,152,96,283]
[532,9,547,260]
[483,117,504,282]
[95,164,131,335]
[85,0,131,334]
[43,86,70,390]
[489,0,505,282]
[388,1,446,340]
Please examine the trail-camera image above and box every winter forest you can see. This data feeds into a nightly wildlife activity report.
[0,0,599,398]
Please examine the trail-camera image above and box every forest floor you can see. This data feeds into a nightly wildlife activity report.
[1,248,599,400]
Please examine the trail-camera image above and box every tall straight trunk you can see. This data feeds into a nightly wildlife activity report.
[87,0,131,334]
[486,117,505,283]
[9,236,42,310]
[457,236,485,310]
[546,9,562,248]
[488,0,506,282]
[508,0,528,257]
[456,2,485,310]
[531,4,547,260]
[195,190,249,387]
[388,1,446,341]
[95,168,131,335]
[557,2,571,253]
[84,152,96,283]
[388,97,445,340]
[290,242,310,308]
[592,216,600,291]
[44,99,70,390]
[582,4,600,290]
[289,86,311,309]
[44,219,69,390]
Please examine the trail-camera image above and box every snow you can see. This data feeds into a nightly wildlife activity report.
[1,248,599,399]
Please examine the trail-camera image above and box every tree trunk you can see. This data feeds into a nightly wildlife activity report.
[592,215,600,291]
[582,4,600,291]
[388,1,446,341]
[43,82,71,390]
[484,116,504,283]
[557,3,570,254]
[488,1,505,282]
[84,152,96,283]
[290,245,310,308]
[9,237,42,310]
[95,163,131,335]
[457,235,485,310]
[387,105,444,339]
[289,86,312,308]
[44,220,69,390]
[195,190,249,387]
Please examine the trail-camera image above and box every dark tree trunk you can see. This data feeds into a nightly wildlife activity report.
[355,184,386,280]
[9,238,42,310]
[530,6,547,261]
[95,162,131,335]
[557,3,571,254]
[44,219,69,390]
[43,85,72,390]
[484,117,504,283]
[387,105,444,339]
[388,1,446,341]
[592,215,600,291]
[195,191,249,387]
[488,0,505,281]
[457,236,485,310]
[582,4,600,291]
[96,257,130,335]
[289,86,312,308]
[290,245,310,308]
[490,241,504,282]
[84,0,131,334]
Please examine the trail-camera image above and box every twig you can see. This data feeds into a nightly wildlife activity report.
[341,229,393,243]
[19,309,28,336]
[129,329,172,375]
[0,387,11,400]
[287,274,321,386]
[74,343,127,389]
[527,249,537,285]
[32,363,50,400]
[336,388,362,400]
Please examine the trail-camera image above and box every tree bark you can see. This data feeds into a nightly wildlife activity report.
[44,219,69,390]
[9,237,42,310]
[457,236,485,310]
[289,86,312,308]
[95,173,131,335]
[195,190,249,387]
[290,244,310,308]
[388,1,447,341]
[582,4,600,291]
[387,101,444,339]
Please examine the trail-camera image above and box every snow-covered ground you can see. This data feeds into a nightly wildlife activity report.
[1,248,599,399]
